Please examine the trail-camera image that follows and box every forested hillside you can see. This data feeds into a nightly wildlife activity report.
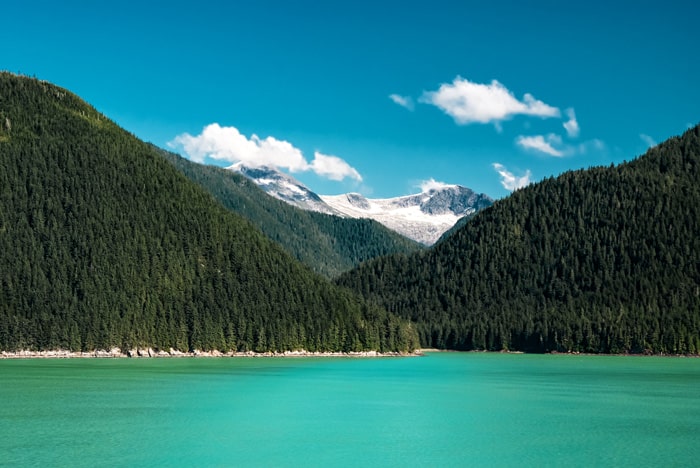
[158,148,421,278]
[0,73,419,353]
[339,125,700,354]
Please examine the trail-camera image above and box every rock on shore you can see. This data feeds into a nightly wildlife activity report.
[0,348,422,359]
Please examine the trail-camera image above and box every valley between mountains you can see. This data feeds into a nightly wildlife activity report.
[229,162,493,245]
[1,73,698,356]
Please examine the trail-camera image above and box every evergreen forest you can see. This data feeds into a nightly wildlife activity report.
[338,125,700,354]
[2,72,698,356]
[158,148,421,278]
[0,73,420,353]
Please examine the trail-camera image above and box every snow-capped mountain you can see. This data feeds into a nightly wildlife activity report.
[228,163,339,215]
[321,188,492,245]
[231,163,492,245]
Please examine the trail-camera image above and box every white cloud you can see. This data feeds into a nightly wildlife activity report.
[169,123,307,170]
[418,178,453,193]
[309,151,362,182]
[563,108,580,138]
[640,133,657,148]
[493,163,531,191]
[420,76,560,126]
[389,94,414,111]
[518,133,607,157]
[577,138,606,154]
[169,123,362,182]
[517,133,606,157]
[516,134,564,157]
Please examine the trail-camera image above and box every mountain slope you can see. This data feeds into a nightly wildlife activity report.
[338,125,700,354]
[159,150,422,278]
[0,73,419,353]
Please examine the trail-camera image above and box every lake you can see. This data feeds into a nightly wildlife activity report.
[1,352,698,467]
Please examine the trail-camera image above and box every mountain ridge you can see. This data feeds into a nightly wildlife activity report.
[229,162,340,215]
[338,125,700,354]
[0,72,419,353]
[322,186,493,245]
[231,163,493,244]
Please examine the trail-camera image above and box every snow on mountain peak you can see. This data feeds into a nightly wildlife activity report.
[230,163,493,245]
[344,193,372,210]
[228,163,339,215]
[321,186,493,245]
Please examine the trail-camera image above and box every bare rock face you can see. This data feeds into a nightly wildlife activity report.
[229,163,341,215]
[94,348,124,357]
[344,193,371,210]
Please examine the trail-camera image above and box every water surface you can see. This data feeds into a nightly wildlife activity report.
[1,353,698,467]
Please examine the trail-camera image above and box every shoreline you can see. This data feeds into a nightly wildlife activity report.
[0,348,424,359]
[3,348,696,359]
[419,348,700,358]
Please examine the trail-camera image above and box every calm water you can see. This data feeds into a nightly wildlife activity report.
[1,353,698,467]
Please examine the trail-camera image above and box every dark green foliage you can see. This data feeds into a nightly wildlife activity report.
[339,125,700,354]
[0,73,419,353]
[157,147,422,278]
[434,211,478,245]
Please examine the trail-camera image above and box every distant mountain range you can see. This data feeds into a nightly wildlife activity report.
[230,164,493,244]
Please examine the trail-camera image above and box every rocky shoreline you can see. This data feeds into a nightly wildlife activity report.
[0,348,423,359]
[4,348,695,359]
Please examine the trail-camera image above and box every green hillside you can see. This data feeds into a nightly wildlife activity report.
[0,73,419,353]
[338,125,700,354]
[158,148,421,278]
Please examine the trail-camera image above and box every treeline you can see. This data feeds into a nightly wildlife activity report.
[0,72,419,353]
[338,125,700,354]
[158,148,421,278]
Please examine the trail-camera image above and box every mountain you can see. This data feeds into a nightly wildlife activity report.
[322,187,493,245]
[338,125,700,354]
[0,72,419,353]
[232,163,493,245]
[229,163,339,215]
[159,151,422,278]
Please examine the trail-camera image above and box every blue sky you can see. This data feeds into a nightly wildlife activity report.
[3,1,698,198]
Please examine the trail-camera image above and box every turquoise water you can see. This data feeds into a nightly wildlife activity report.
[1,353,699,467]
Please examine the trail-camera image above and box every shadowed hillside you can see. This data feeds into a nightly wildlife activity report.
[158,148,421,278]
[0,73,419,353]
[338,125,700,354]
